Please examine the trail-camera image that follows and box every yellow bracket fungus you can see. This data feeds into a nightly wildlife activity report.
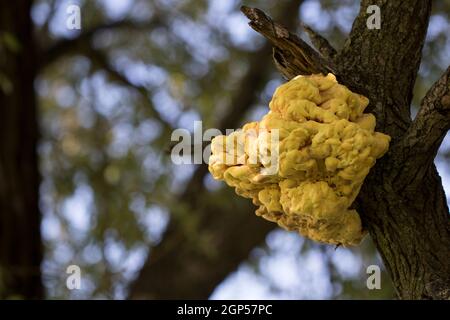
[208,73,390,246]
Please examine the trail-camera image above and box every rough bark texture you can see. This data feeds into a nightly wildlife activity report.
[242,0,450,299]
[0,0,43,299]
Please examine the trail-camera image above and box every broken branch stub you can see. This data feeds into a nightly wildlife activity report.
[241,6,334,79]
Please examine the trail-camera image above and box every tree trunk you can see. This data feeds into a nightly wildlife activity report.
[242,0,450,299]
[337,0,450,299]
[359,164,450,299]
[0,0,43,299]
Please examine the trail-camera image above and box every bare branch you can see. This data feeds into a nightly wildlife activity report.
[241,6,335,79]
[240,6,366,100]
[85,46,173,129]
[301,23,337,61]
[412,66,450,148]
[38,19,162,70]
[393,66,450,186]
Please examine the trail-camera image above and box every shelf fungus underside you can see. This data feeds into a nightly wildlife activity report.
[208,74,390,246]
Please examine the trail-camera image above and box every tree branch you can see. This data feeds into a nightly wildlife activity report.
[83,46,173,130]
[393,66,450,187]
[301,23,337,61]
[241,6,334,79]
[411,66,450,151]
[38,19,162,70]
[240,6,365,98]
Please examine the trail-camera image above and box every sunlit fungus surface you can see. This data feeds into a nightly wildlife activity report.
[208,73,390,246]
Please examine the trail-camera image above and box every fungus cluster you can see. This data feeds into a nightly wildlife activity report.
[208,73,390,246]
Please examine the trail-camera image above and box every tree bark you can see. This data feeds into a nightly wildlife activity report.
[242,0,450,299]
[0,1,43,299]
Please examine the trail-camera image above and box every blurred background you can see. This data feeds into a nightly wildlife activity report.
[1,0,449,299]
